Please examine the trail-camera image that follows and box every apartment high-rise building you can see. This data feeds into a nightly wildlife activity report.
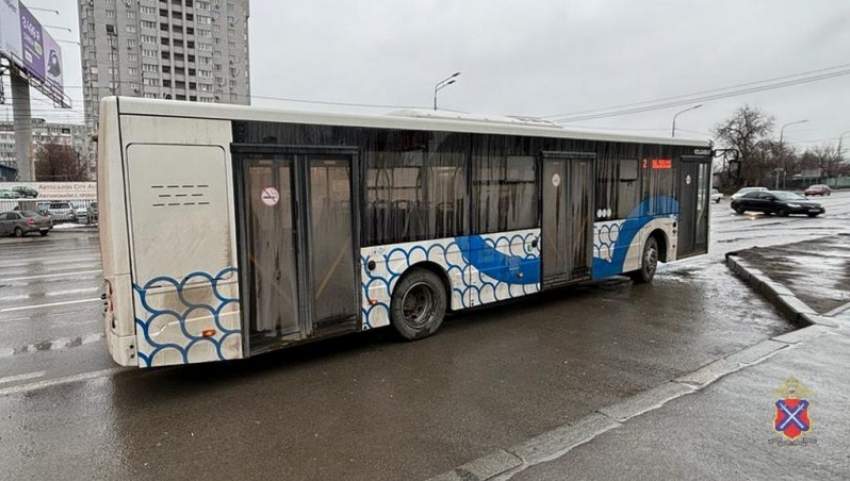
[77,0,251,165]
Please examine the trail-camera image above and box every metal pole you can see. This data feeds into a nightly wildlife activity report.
[779,120,808,190]
[671,104,702,138]
[11,72,33,181]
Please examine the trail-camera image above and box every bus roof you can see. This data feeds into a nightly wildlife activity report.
[111,97,713,148]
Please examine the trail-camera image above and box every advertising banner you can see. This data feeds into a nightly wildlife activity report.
[18,2,44,82]
[42,30,63,97]
[0,182,96,201]
[0,0,22,62]
[0,0,66,106]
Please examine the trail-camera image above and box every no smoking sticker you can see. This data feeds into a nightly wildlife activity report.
[261,186,280,206]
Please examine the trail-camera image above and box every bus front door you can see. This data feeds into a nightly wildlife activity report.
[677,157,711,258]
[237,149,359,354]
[541,152,595,287]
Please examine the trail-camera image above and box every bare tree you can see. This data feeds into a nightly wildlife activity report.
[712,105,775,186]
[34,140,88,182]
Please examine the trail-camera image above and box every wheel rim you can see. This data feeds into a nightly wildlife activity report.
[402,282,435,328]
[14,227,22,237]
[644,243,658,277]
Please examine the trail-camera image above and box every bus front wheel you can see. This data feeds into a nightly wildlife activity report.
[390,268,447,341]
[629,236,659,284]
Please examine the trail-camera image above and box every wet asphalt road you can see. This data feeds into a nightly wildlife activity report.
[1,192,849,480]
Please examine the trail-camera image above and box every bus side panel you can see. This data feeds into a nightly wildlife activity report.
[98,98,138,367]
[119,115,242,367]
[359,228,541,330]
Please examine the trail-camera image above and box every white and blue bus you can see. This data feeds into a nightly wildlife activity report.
[97,98,712,367]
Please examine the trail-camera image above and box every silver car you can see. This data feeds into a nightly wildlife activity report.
[37,201,77,223]
[0,211,53,237]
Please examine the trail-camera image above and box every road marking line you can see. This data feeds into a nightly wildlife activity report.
[0,269,103,282]
[0,298,101,313]
[0,367,126,397]
[0,370,46,385]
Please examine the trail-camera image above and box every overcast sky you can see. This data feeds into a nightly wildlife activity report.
[7,0,850,149]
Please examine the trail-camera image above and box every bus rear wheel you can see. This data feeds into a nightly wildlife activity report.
[629,236,659,284]
[390,268,447,341]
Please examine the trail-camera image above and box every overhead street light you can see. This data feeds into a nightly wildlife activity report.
[434,72,460,111]
[671,104,702,138]
[779,119,808,189]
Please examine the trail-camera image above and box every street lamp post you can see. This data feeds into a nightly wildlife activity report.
[434,72,460,111]
[671,104,703,137]
[838,130,850,160]
[779,119,808,189]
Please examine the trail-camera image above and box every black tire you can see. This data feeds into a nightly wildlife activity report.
[734,206,745,215]
[629,236,659,284]
[778,208,790,217]
[715,198,721,203]
[390,268,447,340]
[13,226,23,238]
[40,230,49,236]
[807,212,820,218]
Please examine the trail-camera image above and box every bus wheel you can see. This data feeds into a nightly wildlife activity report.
[629,236,659,284]
[390,268,447,340]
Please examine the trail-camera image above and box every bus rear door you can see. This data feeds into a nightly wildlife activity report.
[233,146,360,355]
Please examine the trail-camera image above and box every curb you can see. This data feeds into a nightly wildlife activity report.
[428,246,844,481]
[427,337,803,481]
[725,251,839,328]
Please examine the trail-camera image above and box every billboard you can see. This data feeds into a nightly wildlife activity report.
[0,182,96,201]
[0,0,68,107]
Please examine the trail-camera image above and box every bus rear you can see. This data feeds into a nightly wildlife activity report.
[98,98,243,367]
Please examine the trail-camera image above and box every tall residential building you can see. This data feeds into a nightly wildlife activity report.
[0,119,87,173]
[77,0,251,166]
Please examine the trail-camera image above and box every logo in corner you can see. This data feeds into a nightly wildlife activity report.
[772,377,812,441]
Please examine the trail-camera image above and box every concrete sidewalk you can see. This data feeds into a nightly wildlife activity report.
[430,235,850,481]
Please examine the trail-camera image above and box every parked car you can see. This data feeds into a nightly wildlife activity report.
[0,189,21,199]
[730,190,825,217]
[710,188,723,203]
[75,205,88,224]
[12,185,39,198]
[0,210,53,237]
[730,186,768,201]
[87,201,98,223]
[804,184,832,196]
[36,201,77,223]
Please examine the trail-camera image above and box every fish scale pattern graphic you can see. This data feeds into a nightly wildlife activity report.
[360,229,542,330]
[594,220,624,263]
[133,266,241,366]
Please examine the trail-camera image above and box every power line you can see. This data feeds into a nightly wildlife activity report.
[550,68,850,123]
[544,62,850,120]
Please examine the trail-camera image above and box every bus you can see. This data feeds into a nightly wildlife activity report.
[97,97,713,367]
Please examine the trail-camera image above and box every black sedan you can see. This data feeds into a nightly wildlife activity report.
[730,190,825,217]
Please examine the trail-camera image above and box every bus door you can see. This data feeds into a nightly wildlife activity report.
[541,152,595,287]
[677,156,711,258]
[234,147,360,354]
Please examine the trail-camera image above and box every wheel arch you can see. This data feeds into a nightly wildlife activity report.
[649,228,669,263]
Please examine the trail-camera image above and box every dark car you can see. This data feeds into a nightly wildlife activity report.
[87,201,98,223]
[730,190,825,217]
[804,184,831,196]
[0,211,53,237]
[12,185,39,198]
